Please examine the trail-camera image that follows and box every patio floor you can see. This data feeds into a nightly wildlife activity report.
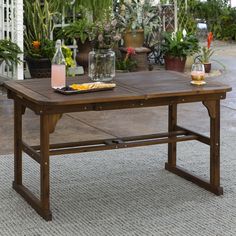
[1,41,236,155]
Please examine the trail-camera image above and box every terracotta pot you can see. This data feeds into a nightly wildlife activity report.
[76,39,93,70]
[123,29,144,48]
[164,55,186,73]
[26,57,51,78]
[204,63,211,73]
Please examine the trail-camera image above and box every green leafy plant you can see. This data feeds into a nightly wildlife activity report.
[116,58,137,71]
[193,0,229,39]
[79,0,113,22]
[219,7,236,40]
[61,14,121,49]
[196,46,214,64]
[196,32,214,63]
[50,0,113,22]
[0,39,22,68]
[161,30,200,59]
[59,18,95,44]
[195,32,225,69]
[177,0,199,35]
[115,0,160,34]
[58,4,119,48]
[115,0,160,48]
[62,45,75,70]
[24,0,56,59]
[142,1,161,47]
[28,39,55,60]
[115,0,144,32]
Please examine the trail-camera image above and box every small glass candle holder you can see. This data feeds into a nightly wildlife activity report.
[191,62,206,85]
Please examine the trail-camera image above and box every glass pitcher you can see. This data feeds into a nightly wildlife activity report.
[191,62,206,85]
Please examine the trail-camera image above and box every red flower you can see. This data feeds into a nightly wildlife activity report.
[207,32,213,49]
[127,47,135,55]
[124,47,135,62]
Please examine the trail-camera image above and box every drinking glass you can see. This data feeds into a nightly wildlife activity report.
[191,63,206,85]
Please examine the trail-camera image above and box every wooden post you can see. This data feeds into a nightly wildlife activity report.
[209,100,221,187]
[40,114,51,219]
[203,100,223,195]
[13,100,23,185]
[167,103,177,167]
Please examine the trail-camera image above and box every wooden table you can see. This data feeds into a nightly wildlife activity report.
[4,71,231,221]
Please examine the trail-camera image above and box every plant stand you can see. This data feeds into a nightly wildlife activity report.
[119,47,151,71]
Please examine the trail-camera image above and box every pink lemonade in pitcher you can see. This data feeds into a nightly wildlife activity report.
[51,39,66,89]
[51,64,66,89]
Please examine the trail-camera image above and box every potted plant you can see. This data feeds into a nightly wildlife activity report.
[59,0,114,70]
[24,0,56,78]
[0,39,22,69]
[115,0,160,48]
[195,32,214,73]
[117,0,144,48]
[59,17,95,69]
[115,0,160,70]
[161,30,200,72]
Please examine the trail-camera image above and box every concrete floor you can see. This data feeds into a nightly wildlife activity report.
[1,42,236,155]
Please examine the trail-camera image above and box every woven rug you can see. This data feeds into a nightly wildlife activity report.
[0,135,236,236]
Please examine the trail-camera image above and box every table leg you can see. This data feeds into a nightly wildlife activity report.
[205,100,223,194]
[166,104,177,168]
[13,112,52,221]
[13,101,23,185]
[40,114,52,220]
[165,100,223,196]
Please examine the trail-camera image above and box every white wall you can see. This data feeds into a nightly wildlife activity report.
[231,0,236,7]
[15,0,24,80]
[0,0,23,80]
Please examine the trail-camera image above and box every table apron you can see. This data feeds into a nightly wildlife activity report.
[8,92,226,115]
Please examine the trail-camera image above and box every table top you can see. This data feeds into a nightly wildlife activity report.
[4,71,232,106]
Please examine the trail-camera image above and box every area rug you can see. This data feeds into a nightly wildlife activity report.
[0,134,236,236]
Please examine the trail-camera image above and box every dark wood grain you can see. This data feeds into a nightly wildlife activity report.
[167,104,177,167]
[4,71,232,221]
[44,132,197,156]
[4,71,231,107]
[40,114,51,220]
[22,141,41,164]
[176,125,210,145]
[12,182,52,220]
[204,100,221,187]
[164,164,223,195]
[13,101,23,185]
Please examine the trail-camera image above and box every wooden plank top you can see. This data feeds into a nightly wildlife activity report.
[4,71,232,106]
